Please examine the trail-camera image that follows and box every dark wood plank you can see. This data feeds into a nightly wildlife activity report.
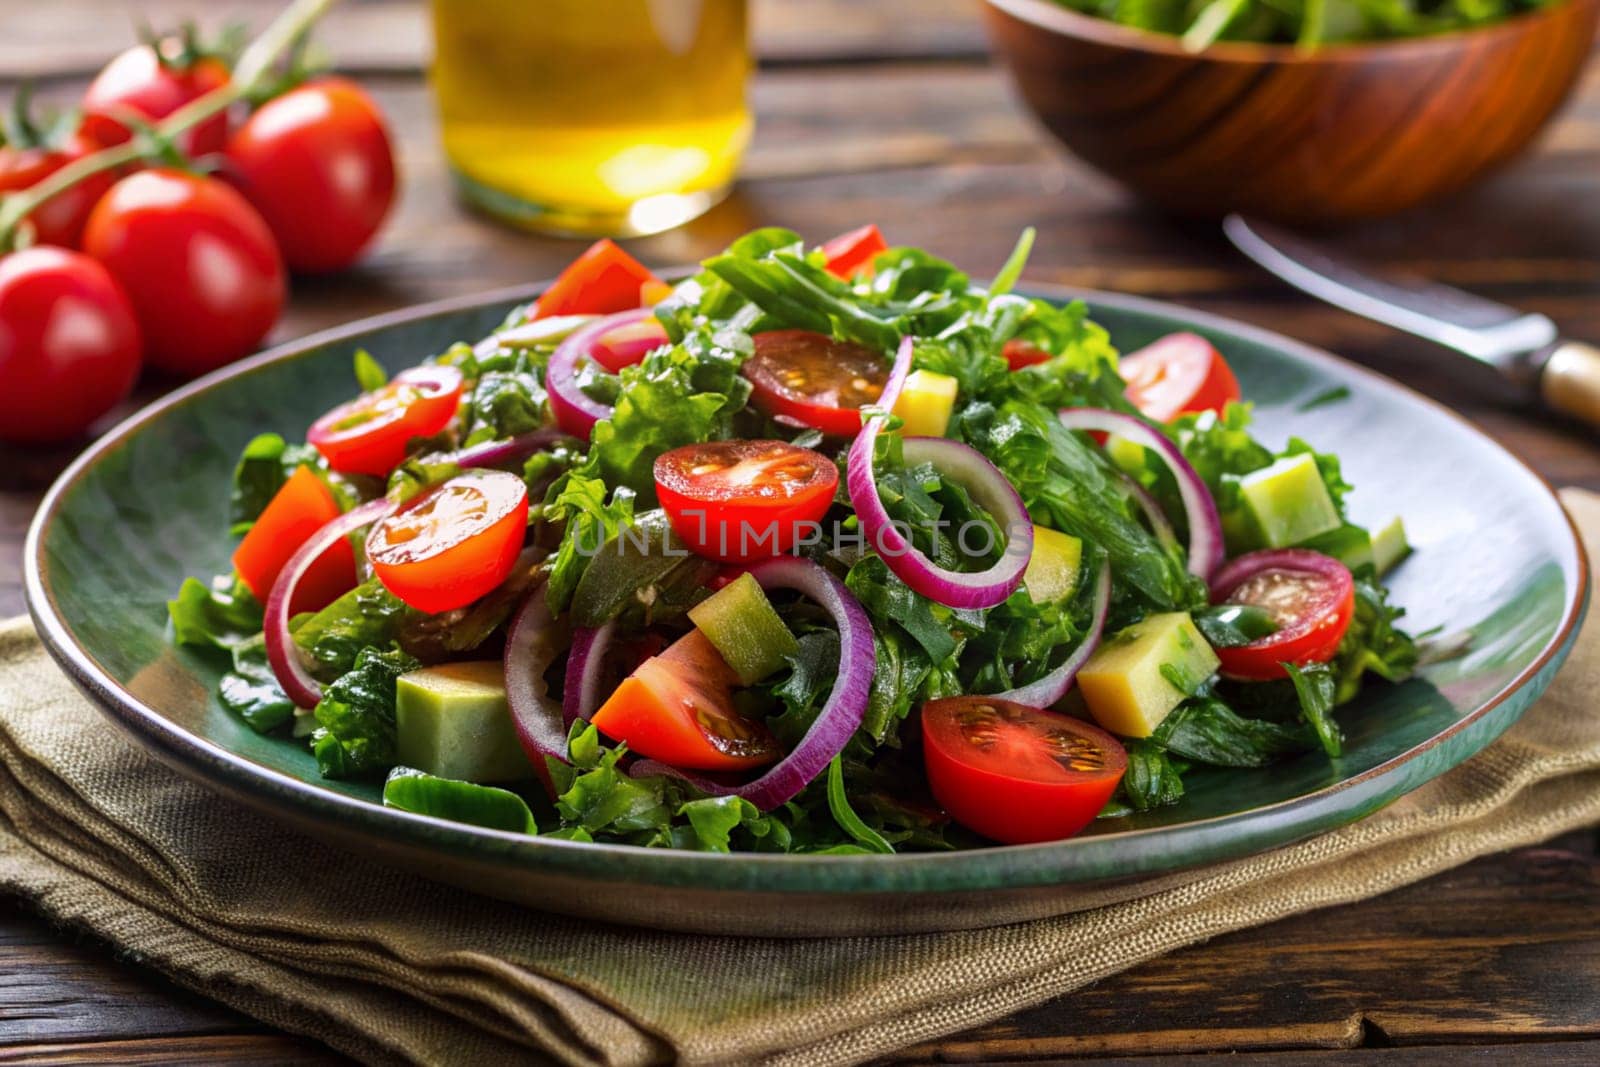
[0,1034,345,1064]
[0,0,988,81]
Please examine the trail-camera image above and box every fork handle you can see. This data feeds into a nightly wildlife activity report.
[1539,341,1600,429]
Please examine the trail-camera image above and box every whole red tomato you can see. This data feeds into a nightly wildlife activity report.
[0,247,142,444]
[0,133,117,248]
[83,169,284,377]
[225,78,397,273]
[81,43,231,157]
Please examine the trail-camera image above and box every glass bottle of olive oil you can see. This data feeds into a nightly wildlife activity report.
[429,0,751,236]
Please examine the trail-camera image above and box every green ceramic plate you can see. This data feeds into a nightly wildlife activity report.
[26,283,1588,936]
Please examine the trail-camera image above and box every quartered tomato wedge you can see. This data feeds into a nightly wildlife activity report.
[591,629,780,772]
[367,470,529,614]
[1120,332,1241,423]
[1002,339,1054,370]
[743,330,888,435]
[1210,549,1355,681]
[232,465,355,614]
[307,365,464,476]
[820,224,888,279]
[534,238,662,319]
[654,439,839,562]
[922,697,1126,845]
[589,316,669,373]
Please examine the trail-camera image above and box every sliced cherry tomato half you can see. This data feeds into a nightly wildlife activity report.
[654,439,839,562]
[589,316,669,373]
[232,466,355,614]
[1210,549,1355,681]
[533,238,662,320]
[921,696,1127,845]
[307,365,464,477]
[1002,339,1054,371]
[367,470,529,615]
[591,629,779,772]
[1120,332,1241,423]
[821,224,888,279]
[743,330,888,436]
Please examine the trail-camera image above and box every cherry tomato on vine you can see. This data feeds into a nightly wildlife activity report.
[742,330,889,435]
[0,247,141,445]
[921,697,1127,845]
[81,42,231,157]
[654,439,839,562]
[1120,333,1241,423]
[0,133,116,248]
[225,78,397,274]
[367,470,529,614]
[307,365,464,477]
[232,466,355,614]
[83,168,284,378]
[591,629,780,772]
[1210,549,1355,681]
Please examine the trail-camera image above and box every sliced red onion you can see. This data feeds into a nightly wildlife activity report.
[448,427,573,470]
[993,559,1110,708]
[504,582,572,792]
[547,308,662,440]
[264,498,393,709]
[563,619,617,728]
[849,433,1034,610]
[628,556,875,812]
[1057,408,1224,580]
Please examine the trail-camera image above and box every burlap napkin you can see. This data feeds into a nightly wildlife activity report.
[4,491,1600,1067]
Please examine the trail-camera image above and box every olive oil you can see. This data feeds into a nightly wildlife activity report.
[429,0,751,236]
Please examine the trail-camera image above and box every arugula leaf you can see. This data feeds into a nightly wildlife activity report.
[988,226,1035,297]
[542,472,637,614]
[1193,603,1278,648]
[826,756,894,853]
[1331,576,1419,702]
[228,432,324,534]
[767,630,842,747]
[552,725,674,834]
[1285,662,1341,758]
[168,574,263,654]
[1160,697,1312,768]
[1120,740,1186,811]
[310,645,419,779]
[291,577,411,679]
[218,634,294,733]
[382,767,537,833]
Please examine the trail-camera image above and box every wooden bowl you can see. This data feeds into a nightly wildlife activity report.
[981,0,1600,224]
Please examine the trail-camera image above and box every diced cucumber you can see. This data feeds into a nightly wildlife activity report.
[1105,434,1146,477]
[1239,452,1341,548]
[1371,516,1411,576]
[1077,612,1220,738]
[1301,522,1374,572]
[891,369,959,437]
[687,572,799,685]
[395,662,532,783]
[1024,525,1082,604]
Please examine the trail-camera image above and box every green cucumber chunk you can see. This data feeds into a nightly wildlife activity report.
[1239,452,1341,548]
[395,662,533,783]
[382,767,536,833]
[1371,516,1411,576]
[1301,522,1374,571]
[687,572,799,686]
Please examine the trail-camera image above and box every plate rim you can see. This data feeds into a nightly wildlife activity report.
[24,278,1591,895]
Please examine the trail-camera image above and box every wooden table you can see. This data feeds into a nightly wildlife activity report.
[3,2,1599,1062]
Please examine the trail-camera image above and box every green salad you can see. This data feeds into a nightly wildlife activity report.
[169,224,1417,854]
[1052,0,1558,49]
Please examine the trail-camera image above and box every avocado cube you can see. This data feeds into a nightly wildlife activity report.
[1077,612,1220,738]
[891,369,959,438]
[395,662,533,783]
[1371,516,1411,576]
[1239,452,1341,548]
[1024,525,1083,604]
[687,572,799,685]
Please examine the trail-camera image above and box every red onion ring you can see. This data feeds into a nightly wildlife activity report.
[264,498,393,709]
[628,556,875,811]
[503,582,572,794]
[993,559,1110,708]
[1121,474,1178,550]
[448,427,573,470]
[547,308,661,440]
[563,619,617,727]
[1057,408,1225,580]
